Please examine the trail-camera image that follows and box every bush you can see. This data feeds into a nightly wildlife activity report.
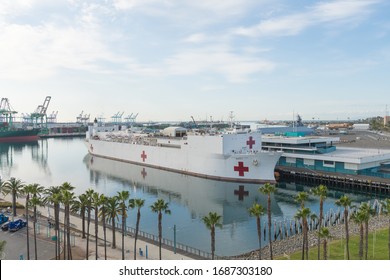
[0,201,25,209]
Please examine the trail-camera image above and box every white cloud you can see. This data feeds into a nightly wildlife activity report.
[184,33,208,44]
[234,0,382,37]
[164,46,275,83]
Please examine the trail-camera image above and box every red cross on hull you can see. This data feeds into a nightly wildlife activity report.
[246,136,256,149]
[141,151,147,162]
[234,161,249,176]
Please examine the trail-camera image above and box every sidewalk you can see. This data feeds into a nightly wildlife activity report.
[2,194,195,260]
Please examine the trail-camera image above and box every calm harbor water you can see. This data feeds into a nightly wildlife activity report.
[0,138,378,256]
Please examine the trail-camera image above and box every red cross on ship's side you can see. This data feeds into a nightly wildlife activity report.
[246,136,256,149]
[141,151,147,162]
[234,161,249,177]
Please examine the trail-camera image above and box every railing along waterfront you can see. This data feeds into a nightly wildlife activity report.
[118,223,216,259]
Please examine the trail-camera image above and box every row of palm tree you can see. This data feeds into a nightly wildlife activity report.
[0,177,175,260]
[2,177,390,260]
[247,183,390,260]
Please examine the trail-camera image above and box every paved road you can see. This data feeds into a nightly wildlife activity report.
[0,226,55,260]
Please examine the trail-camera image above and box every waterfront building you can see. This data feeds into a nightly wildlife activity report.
[262,135,390,179]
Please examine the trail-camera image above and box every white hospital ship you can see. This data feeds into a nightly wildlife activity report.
[85,122,282,183]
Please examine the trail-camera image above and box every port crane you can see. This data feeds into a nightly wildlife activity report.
[47,111,58,123]
[111,111,124,124]
[77,111,90,125]
[29,96,51,130]
[124,113,138,126]
[0,98,17,127]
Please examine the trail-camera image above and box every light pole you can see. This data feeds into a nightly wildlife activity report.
[173,224,177,254]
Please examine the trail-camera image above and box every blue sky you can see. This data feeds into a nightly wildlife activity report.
[1,0,389,122]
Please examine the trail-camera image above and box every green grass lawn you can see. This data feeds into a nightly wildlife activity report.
[278,228,389,260]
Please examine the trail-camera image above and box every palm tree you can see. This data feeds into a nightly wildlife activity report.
[1,177,25,218]
[72,194,88,239]
[150,198,171,260]
[92,192,102,260]
[311,184,328,260]
[84,188,95,260]
[98,194,108,260]
[28,184,45,260]
[335,195,352,260]
[295,207,311,260]
[248,203,265,260]
[259,183,276,260]
[129,198,145,260]
[202,212,222,260]
[61,188,76,260]
[22,184,35,260]
[295,191,310,259]
[318,227,331,260]
[360,202,375,260]
[117,190,130,260]
[381,198,390,260]
[106,196,120,249]
[295,191,309,208]
[44,186,62,260]
[351,207,365,260]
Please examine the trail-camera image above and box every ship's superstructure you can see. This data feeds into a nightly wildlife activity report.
[86,123,282,183]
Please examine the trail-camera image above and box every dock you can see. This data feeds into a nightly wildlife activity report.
[276,166,390,196]
[39,132,86,138]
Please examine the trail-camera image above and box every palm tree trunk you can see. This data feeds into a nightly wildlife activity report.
[81,206,86,239]
[86,207,91,260]
[95,208,99,260]
[102,212,107,260]
[122,214,125,260]
[63,211,67,260]
[25,196,30,260]
[267,195,273,260]
[55,203,60,260]
[54,203,59,260]
[111,219,116,249]
[158,212,162,260]
[359,224,364,260]
[364,220,368,260]
[33,206,38,260]
[301,221,305,260]
[66,206,72,260]
[211,227,215,260]
[323,239,327,260]
[318,200,323,260]
[134,210,141,260]
[12,190,17,217]
[305,219,309,260]
[344,209,350,260]
[256,217,262,260]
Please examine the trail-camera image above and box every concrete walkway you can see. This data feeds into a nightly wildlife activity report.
[2,194,195,260]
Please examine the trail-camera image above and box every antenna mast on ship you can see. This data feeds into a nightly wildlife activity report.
[229,111,235,129]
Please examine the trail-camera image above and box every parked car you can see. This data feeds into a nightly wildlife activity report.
[9,219,27,232]
[1,221,10,231]
[0,213,9,225]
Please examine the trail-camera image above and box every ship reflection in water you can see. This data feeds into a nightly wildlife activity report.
[84,153,283,256]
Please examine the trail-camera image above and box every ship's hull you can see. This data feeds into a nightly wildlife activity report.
[0,129,40,143]
[86,137,282,183]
